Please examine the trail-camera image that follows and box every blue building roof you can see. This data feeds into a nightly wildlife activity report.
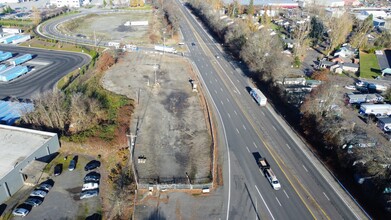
[0,100,34,125]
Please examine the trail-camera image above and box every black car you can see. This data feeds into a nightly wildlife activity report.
[54,164,62,176]
[84,160,101,171]
[24,197,43,207]
[191,42,195,46]
[84,171,101,182]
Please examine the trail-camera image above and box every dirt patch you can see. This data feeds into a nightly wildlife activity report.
[102,51,212,184]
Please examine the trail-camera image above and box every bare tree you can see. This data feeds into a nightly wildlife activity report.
[32,6,42,26]
[326,13,353,54]
[293,21,311,60]
[350,15,373,49]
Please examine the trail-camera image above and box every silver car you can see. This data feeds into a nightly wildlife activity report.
[12,207,29,217]
[30,190,47,198]
[80,189,98,199]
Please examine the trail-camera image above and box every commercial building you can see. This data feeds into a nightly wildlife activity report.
[50,0,83,8]
[0,125,60,204]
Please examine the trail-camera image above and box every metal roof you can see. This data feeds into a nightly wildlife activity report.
[0,125,56,179]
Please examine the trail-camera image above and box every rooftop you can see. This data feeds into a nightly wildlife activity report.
[0,125,56,179]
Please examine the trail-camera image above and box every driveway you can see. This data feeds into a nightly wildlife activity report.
[11,155,101,219]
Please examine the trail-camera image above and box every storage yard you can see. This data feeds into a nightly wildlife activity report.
[102,51,212,184]
[0,51,32,82]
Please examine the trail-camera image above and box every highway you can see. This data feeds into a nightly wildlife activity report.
[37,5,368,219]
[176,1,367,220]
[0,45,90,98]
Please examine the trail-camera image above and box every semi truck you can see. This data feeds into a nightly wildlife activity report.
[250,88,267,106]
[359,104,391,116]
[253,152,281,190]
[154,45,177,54]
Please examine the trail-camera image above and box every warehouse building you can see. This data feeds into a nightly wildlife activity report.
[0,125,60,204]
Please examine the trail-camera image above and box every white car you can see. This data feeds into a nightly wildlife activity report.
[82,182,99,191]
[12,207,29,217]
[30,190,47,198]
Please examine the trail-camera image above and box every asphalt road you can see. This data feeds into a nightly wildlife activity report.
[0,45,90,99]
[176,1,367,220]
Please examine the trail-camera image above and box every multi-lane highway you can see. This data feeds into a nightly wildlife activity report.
[37,4,369,219]
[0,45,90,98]
[176,1,368,219]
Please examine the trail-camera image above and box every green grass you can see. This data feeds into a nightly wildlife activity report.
[359,51,381,79]
[0,19,33,27]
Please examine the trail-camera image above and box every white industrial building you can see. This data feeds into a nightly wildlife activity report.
[0,125,60,204]
[50,0,91,8]
[299,0,345,7]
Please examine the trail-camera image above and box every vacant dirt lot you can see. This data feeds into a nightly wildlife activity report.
[102,51,212,184]
[59,11,151,44]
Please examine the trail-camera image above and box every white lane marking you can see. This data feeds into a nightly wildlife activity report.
[286,144,291,150]
[261,111,265,116]
[283,190,290,199]
[233,90,237,94]
[236,128,240,134]
[237,79,240,83]
[255,185,275,220]
[220,87,223,92]
[302,165,309,173]
[214,90,217,94]
[323,192,330,201]
[246,146,250,153]
[226,98,230,103]
[221,100,224,105]
[272,126,277,131]
[259,169,264,176]
[227,113,231,118]
[234,110,237,115]
[276,197,282,207]
[253,142,258,148]
[243,125,246,130]
[205,72,208,76]
[215,78,218,82]
[210,80,212,84]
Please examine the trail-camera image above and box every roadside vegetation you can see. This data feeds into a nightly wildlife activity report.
[187,0,391,216]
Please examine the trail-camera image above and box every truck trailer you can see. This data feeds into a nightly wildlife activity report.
[154,45,177,54]
[253,152,281,190]
[250,88,267,106]
[9,54,32,66]
[359,104,391,116]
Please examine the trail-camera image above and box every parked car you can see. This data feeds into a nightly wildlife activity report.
[37,183,52,191]
[69,159,76,171]
[24,197,43,207]
[30,190,47,198]
[12,205,31,217]
[344,85,356,90]
[84,171,101,182]
[82,182,99,191]
[80,189,99,199]
[54,164,62,176]
[84,160,101,171]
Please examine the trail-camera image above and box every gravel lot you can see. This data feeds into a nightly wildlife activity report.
[102,51,212,184]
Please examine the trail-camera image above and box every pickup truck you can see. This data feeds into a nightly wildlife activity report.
[82,182,99,191]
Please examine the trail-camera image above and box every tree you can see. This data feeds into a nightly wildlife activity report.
[225,20,251,55]
[327,13,353,54]
[293,21,311,59]
[374,31,391,48]
[32,7,42,26]
[103,0,107,7]
[309,16,325,45]
[350,15,373,49]
[248,0,254,16]
[261,7,271,26]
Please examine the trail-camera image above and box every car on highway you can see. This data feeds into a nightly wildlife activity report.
[264,169,281,190]
[24,197,43,207]
[84,160,101,171]
[80,189,99,199]
[37,183,52,191]
[54,163,62,176]
[30,190,47,198]
[191,42,195,46]
[84,171,101,182]
[215,55,220,58]
[12,205,31,217]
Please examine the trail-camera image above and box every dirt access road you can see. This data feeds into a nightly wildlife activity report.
[102,51,212,184]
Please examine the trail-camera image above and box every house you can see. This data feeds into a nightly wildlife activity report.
[331,64,343,74]
[382,68,391,76]
[347,93,384,104]
[283,77,306,86]
[342,62,359,73]
[319,60,335,69]
[373,18,386,28]
[331,56,351,63]
[306,80,322,88]
[334,45,356,58]
[378,117,391,132]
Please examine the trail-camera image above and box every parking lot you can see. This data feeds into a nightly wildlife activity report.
[7,155,101,220]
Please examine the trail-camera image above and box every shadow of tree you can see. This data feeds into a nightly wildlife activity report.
[143,208,167,220]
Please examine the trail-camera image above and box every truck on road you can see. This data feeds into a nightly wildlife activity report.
[253,152,281,190]
[250,88,267,106]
